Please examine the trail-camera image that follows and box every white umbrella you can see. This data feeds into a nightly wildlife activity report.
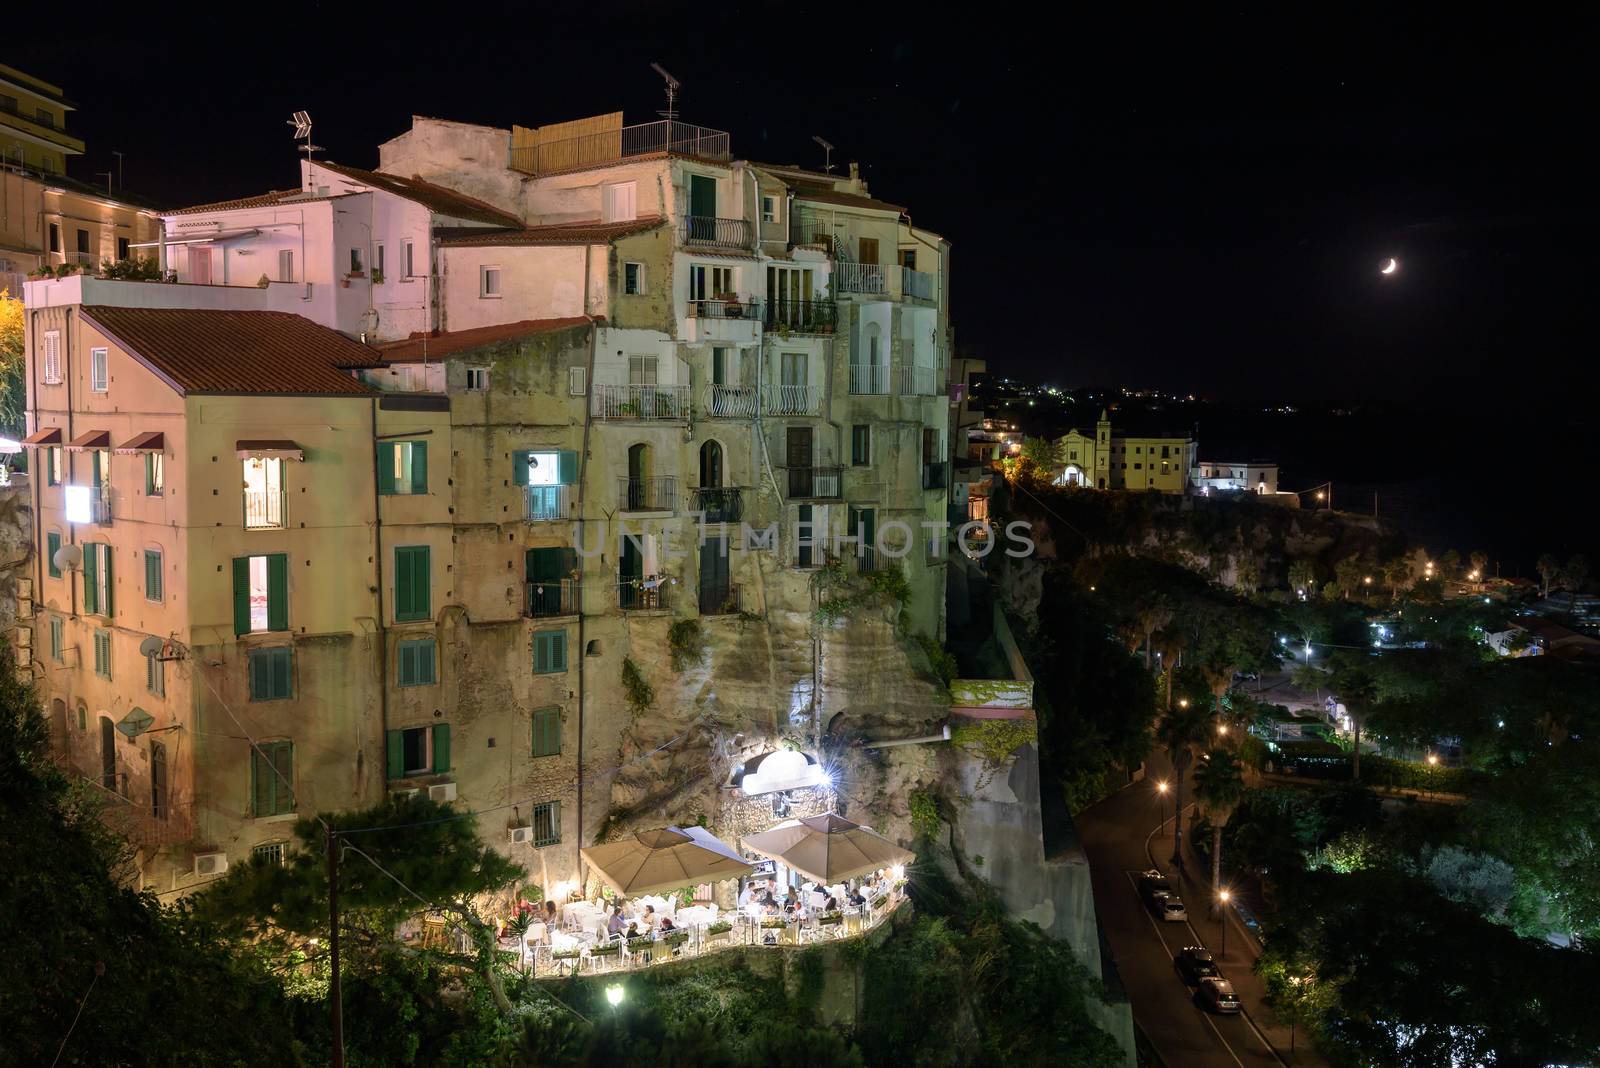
[580,826,754,897]
[741,812,914,885]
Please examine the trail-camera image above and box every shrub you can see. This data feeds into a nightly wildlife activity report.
[621,658,654,717]
[667,619,708,672]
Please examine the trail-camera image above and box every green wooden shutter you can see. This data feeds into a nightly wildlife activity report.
[232,557,251,635]
[145,550,161,601]
[271,649,292,699]
[412,547,431,620]
[398,641,415,686]
[558,450,578,484]
[275,743,294,812]
[252,746,273,815]
[101,549,112,617]
[267,554,288,631]
[249,650,268,699]
[386,730,403,780]
[420,641,436,684]
[82,544,99,615]
[512,450,532,486]
[431,723,450,773]
[47,532,60,578]
[410,442,427,494]
[377,442,397,495]
[551,632,567,673]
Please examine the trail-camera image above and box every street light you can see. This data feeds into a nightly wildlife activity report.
[1217,722,1229,736]
[1217,889,1231,959]
[1156,779,1172,828]
[605,983,625,1013]
[1178,698,1190,709]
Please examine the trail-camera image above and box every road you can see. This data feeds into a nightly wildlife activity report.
[1078,751,1326,1068]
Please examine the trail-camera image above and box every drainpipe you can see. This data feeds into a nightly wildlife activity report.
[862,725,951,750]
[574,245,599,889]
[369,398,389,801]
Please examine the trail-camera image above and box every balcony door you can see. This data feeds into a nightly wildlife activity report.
[243,456,285,529]
[189,246,212,285]
[699,440,723,489]
[100,716,116,790]
[786,426,813,497]
[699,536,729,614]
[690,174,716,219]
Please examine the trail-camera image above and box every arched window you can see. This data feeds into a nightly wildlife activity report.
[50,698,67,741]
[586,639,602,657]
[626,443,652,510]
[150,740,168,820]
[99,716,116,790]
[699,440,724,488]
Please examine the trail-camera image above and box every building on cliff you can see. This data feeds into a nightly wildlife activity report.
[17,110,955,896]
[1052,409,1195,494]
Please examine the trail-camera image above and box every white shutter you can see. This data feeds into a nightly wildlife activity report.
[568,366,587,396]
[42,331,61,384]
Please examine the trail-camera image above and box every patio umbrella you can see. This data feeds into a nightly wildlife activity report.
[580,826,755,897]
[740,812,915,885]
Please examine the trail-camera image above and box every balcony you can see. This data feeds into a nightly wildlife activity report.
[619,579,669,612]
[90,485,114,526]
[243,490,286,530]
[509,119,730,175]
[702,383,758,419]
[835,262,888,295]
[849,363,889,396]
[764,298,837,335]
[684,297,761,344]
[592,383,690,421]
[692,486,744,524]
[899,365,940,396]
[901,266,936,302]
[681,216,752,248]
[763,383,822,416]
[525,484,572,521]
[785,466,843,500]
[923,461,949,491]
[618,476,677,513]
[526,579,581,618]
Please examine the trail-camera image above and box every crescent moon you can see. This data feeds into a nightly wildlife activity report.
[1381,258,1398,275]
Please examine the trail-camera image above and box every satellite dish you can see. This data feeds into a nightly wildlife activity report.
[139,635,164,658]
[53,543,82,572]
[116,707,155,740]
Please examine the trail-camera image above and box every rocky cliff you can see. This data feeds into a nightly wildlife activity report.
[0,483,32,633]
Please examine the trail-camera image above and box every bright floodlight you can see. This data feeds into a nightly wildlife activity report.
[605,984,625,1007]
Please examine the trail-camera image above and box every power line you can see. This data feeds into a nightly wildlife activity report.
[49,962,102,1068]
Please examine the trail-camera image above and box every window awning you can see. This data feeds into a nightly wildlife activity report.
[160,227,263,246]
[21,427,63,446]
[236,439,304,461]
[65,430,111,451]
[115,431,165,454]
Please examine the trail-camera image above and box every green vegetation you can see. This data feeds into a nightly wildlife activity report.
[0,288,21,435]
[950,717,1039,788]
[811,558,911,626]
[915,633,959,688]
[620,657,654,717]
[97,255,167,281]
[907,785,943,841]
[667,618,708,672]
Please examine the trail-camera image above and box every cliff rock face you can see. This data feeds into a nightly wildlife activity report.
[0,484,33,632]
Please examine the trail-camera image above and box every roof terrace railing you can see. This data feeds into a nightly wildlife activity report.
[510,120,731,175]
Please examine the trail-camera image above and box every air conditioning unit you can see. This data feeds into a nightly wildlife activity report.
[509,825,533,845]
[428,781,457,803]
[194,851,229,877]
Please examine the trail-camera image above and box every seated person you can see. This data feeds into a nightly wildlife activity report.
[659,915,675,932]
[737,882,755,909]
[542,900,558,927]
[625,921,640,939]
[641,904,658,931]
[607,906,627,937]
[824,894,840,912]
[848,887,867,908]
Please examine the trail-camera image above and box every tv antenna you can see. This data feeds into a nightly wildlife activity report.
[287,110,323,161]
[651,63,680,121]
[812,135,835,174]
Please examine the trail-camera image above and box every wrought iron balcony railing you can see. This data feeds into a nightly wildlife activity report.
[592,383,690,421]
[702,384,758,419]
[764,298,837,334]
[618,476,677,512]
[681,216,751,247]
[763,383,822,416]
[849,363,889,395]
[525,484,572,521]
[785,466,843,500]
[687,296,761,320]
[618,579,669,611]
[835,262,888,295]
[692,486,744,524]
[243,489,287,530]
[525,579,581,618]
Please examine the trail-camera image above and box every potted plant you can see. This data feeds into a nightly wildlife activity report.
[663,930,689,950]
[717,290,743,318]
[705,920,733,945]
[759,918,785,930]
[819,911,844,927]
[552,948,581,961]
[589,942,621,957]
[626,935,655,953]
[371,269,385,284]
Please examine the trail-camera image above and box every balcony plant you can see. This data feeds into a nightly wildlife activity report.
[706,920,734,938]
[663,930,690,950]
[589,942,620,957]
[626,935,655,952]
[371,269,385,284]
[819,911,844,926]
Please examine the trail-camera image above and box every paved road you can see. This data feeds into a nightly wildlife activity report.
[1078,751,1326,1067]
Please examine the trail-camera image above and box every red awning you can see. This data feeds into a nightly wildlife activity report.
[21,427,62,446]
[235,439,304,461]
[115,431,165,454]
[65,430,111,451]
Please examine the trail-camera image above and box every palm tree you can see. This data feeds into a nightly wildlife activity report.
[1537,554,1561,598]
[1194,749,1245,916]
[1156,702,1213,869]
[1329,654,1377,781]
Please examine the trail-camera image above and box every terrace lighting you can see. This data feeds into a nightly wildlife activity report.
[891,864,906,882]
[1426,753,1439,766]
[606,984,626,1008]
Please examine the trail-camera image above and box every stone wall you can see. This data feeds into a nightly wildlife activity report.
[0,482,32,633]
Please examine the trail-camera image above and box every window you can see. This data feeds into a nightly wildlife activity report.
[858,237,879,264]
[47,531,61,578]
[144,549,163,602]
[386,724,450,778]
[146,649,165,697]
[568,366,587,396]
[711,346,730,386]
[378,440,428,495]
[117,237,130,260]
[374,244,385,279]
[349,248,364,274]
[851,425,871,466]
[42,330,61,383]
[465,367,489,392]
[252,842,287,866]
[533,629,567,673]
[145,452,164,496]
[532,706,562,757]
[398,638,437,687]
[83,542,112,616]
[242,456,284,528]
[900,249,917,270]
[76,229,89,254]
[1161,445,1171,458]
[628,355,658,385]
[277,249,294,282]
[251,741,295,816]
[602,180,637,222]
[761,195,777,223]
[249,647,293,701]
[77,702,86,731]
[232,553,288,635]
[532,800,561,846]
[93,629,111,679]
[479,265,501,298]
[50,616,63,662]
[48,446,62,485]
[623,261,644,295]
[36,107,54,128]
[1134,462,1142,470]
[394,546,431,622]
[403,240,416,278]
[150,740,168,819]
[48,223,60,253]
[89,347,108,392]
[688,264,734,301]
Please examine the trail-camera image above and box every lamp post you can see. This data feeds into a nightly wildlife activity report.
[1156,779,1171,829]
[1217,889,1231,959]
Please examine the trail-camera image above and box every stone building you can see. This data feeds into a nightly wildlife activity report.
[1054,409,1196,494]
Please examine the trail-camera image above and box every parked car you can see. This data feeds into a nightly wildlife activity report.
[1194,976,1242,1014]
[1159,896,1189,922]
[1174,946,1219,985]
[1137,869,1173,907]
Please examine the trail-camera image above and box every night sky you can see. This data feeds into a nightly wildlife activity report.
[13,9,1596,410]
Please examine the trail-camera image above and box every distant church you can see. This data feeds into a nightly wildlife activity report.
[1052,410,1196,495]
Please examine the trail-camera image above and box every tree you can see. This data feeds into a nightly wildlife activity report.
[1327,652,1377,781]
[1564,553,1590,593]
[1156,702,1214,868]
[1020,435,1060,470]
[1383,557,1413,600]
[1469,550,1489,579]
[1536,553,1561,598]
[1193,749,1245,913]
[0,288,23,437]
[1288,558,1317,598]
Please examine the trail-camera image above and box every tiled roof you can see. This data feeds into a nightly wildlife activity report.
[435,217,665,247]
[375,317,594,362]
[315,161,522,227]
[165,189,316,216]
[793,189,906,214]
[81,306,378,396]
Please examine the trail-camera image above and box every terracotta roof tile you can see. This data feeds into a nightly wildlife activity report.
[164,189,344,216]
[435,217,665,247]
[315,161,522,227]
[793,189,907,214]
[81,306,378,396]
[375,317,594,362]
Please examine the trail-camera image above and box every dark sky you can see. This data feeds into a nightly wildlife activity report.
[14,7,1596,408]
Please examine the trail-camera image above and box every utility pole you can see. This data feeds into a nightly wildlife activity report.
[327,826,345,1068]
